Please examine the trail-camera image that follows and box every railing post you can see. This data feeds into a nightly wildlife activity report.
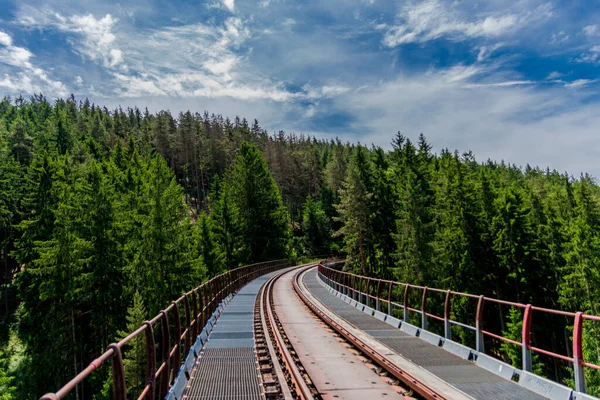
[199,287,206,329]
[444,290,451,339]
[403,284,410,323]
[143,322,156,400]
[387,281,393,316]
[184,295,191,356]
[353,275,357,301]
[192,289,199,339]
[376,279,382,312]
[365,278,370,307]
[421,287,428,330]
[159,311,171,399]
[522,304,533,372]
[573,311,586,393]
[476,295,485,353]
[107,343,127,400]
[172,303,181,384]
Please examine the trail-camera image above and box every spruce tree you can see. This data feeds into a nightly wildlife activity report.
[302,196,331,255]
[223,142,289,262]
[118,291,147,395]
[335,147,372,274]
[209,177,245,268]
[0,350,15,400]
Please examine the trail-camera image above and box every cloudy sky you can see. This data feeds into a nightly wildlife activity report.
[1,0,600,175]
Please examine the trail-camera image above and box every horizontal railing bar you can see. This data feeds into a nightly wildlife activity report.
[449,320,476,331]
[481,330,522,346]
[425,313,445,322]
[318,263,600,395]
[530,346,574,363]
[531,306,576,317]
[53,349,115,398]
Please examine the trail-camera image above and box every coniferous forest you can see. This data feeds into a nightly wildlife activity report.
[0,94,599,398]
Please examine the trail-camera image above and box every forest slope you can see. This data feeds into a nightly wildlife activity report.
[0,94,598,398]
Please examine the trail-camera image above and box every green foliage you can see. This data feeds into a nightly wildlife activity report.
[0,351,15,400]
[335,147,372,274]
[500,307,542,375]
[302,196,331,255]
[2,94,600,397]
[118,291,147,395]
[222,142,290,263]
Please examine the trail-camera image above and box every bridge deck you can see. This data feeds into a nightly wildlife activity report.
[183,274,272,400]
[303,269,548,400]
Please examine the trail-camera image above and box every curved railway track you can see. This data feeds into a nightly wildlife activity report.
[255,266,322,400]
[291,266,428,400]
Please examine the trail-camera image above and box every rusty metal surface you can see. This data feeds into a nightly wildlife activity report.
[274,268,405,400]
[184,274,275,400]
[41,259,292,400]
[304,269,549,400]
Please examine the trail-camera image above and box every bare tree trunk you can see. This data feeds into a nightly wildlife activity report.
[71,307,80,400]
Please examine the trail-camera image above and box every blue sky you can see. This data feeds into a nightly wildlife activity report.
[1,0,600,176]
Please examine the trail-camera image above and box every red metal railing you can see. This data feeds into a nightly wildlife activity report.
[318,263,598,394]
[40,259,292,400]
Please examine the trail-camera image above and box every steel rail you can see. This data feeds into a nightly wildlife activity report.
[260,266,318,400]
[318,262,600,394]
[292,266,444,400]
[40,258,293,400]
[257,271,294,399]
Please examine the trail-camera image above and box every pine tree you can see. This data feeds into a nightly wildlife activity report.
[0,350,15,400]
[369,148,396,276]
[209,177,245,268]
[491,185,536,302]
[223,142,289,262]
[335,147,372,274]
[55,111,73,155]
[118,291,147,395]
[8,116,33,165]
[302,196,331,254]
[198,213,223,277]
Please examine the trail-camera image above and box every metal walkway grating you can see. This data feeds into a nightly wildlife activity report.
[183,275,274,400]
[303,270,549,400]
[186,348,261,399]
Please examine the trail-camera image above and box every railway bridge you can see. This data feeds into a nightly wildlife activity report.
[41,260,600,400]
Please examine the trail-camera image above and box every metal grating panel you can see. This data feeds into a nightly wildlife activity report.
[185,348,261,400]
[305,270,549,400]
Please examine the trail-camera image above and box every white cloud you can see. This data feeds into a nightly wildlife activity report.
[583,25,599,37]
[283,18,297,27]
[550,31,569,44]
[303,84,350,99]
[477,43,502,62]
[18,11,123,69]
[223,0,235,12]
[464,80,534,88]
[0,31,12,46]
[0,30,67,96]
[323,72,600,177]
[575,45,600,63]
[35,14,339,102]
[74,75,83,86]
[381,0,534,47]
[564,79,596,89]
[438,65,484,83]
[547,71,562,80]
[259,0,271,7]
[304,105,316,118]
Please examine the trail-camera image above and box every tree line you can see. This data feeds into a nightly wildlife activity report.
[0,94,598,397]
